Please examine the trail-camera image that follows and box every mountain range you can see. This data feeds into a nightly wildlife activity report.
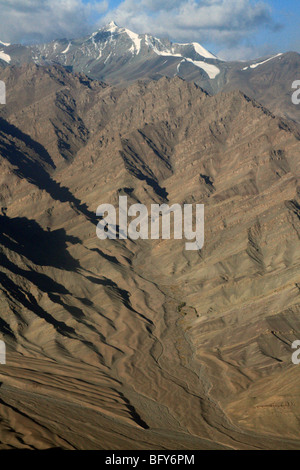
[1,21,300,123]
[0,22,299,450]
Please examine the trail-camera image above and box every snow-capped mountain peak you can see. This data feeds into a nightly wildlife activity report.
[26,23,222,80]
[90,22,142,55]
[191,42,217,60]
[0,40,11,47]
[0,23,224,80]
[4,21,293,86]
[105,20,119,32]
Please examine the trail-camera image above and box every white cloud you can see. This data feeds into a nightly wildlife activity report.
[217,44,276,61]
[0,0,280,60]
[103,0,276,57]
[0,0,109,43]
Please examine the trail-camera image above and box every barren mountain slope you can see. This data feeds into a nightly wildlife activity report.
[1,23,299,123]
[223,52,300,124]
[0,65,299,449]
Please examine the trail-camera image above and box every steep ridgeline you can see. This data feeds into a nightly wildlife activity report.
[0,22,299,123]
[0,65,299,449]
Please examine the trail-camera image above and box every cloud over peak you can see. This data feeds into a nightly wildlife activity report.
[105,0,274,46]
[0,0,108,43]
[0,0,281,60]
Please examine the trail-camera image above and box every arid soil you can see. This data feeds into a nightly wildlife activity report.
[0,65,299,449]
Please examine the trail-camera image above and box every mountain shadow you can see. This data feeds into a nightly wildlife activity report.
[0,118,97,223]
[0,214,80,270]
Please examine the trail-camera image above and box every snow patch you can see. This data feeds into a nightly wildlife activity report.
[0,50,11,63]
[242,53,282,71]
[104,52,112,64]
[192,42,217,60]
[125,28,141,55]
[0,40,10,47]
[177,60,185,73]
[176,41,218,59]
[62,42,71,54]
[145,35,179,57]
[145,35,219,76]
[154,48,182,57]
[106,21,118,32]
[186,58,220,79]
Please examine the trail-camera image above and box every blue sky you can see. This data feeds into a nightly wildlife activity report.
[90,0,300,59]
[0,0,299,60]
[252,1,300,53]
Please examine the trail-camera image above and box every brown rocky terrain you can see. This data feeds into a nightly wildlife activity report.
[222,52,300,124]
[1,23,300,124]
[0,64,299,449]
